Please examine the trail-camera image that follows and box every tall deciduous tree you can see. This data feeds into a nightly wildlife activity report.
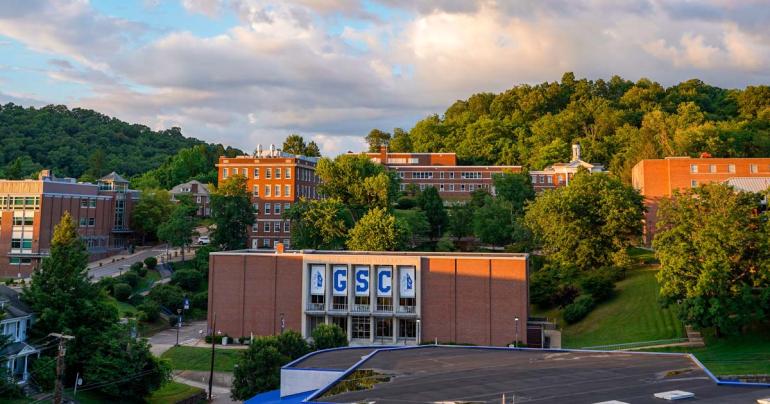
[346,207,405,251]
[524,172,644,272]
[281,134,322,157]
[284,198,352,250]
[448,204,474,242]
[654,184,770,335]
[416,186,447,240]
[365,129,391,152]
[492,172,535,215]
[157,201,196,261]
[210,175,255,250]
[131,188,174,243]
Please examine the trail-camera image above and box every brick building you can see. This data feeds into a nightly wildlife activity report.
[216,146,320,249]
[170,180,211,217]
[207,248,529,346]
[528,144,606,191]
[362,148,521,200]
[632,156,770,244]
[0,170,137,278]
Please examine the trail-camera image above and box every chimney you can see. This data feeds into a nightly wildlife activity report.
[571,143,581,162]
[257,144,263,157]
[275,242,285,254]
[270,144,276,157]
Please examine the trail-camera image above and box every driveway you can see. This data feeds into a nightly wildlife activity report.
[149,320,209,356]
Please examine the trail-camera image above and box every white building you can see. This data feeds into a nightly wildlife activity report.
[0,285,39,384]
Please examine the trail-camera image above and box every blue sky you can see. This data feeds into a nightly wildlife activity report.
[1,0,769,155]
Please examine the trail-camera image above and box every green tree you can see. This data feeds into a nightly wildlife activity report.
[654,184,769,335]
[473,197,515,247]
[524,172,644,272]
[210,175,255,250]
[492,172,535,215]
[282,134,308,155]
[277,330,310,360]
[311,324,348,350]
[305,141,321,157]
[131,188,174,244]
[389,128,412,152]
[416,186,448,240]
[285,198,352,250]
[394,209,430,248]
[157,203,196,261]
[231,336,288,400]
[86,148,106,179]
[346,207,405,251]
[448,204,474,242]
[171,269,203,292]
[365,129,391,152]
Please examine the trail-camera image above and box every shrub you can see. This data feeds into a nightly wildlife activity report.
[120,271,140,288]
[194,245,216,276]
[529,268,560,307]
[148,284,185,310]
[98,277,117,295]
[113,283,132,302]
[171,269,203,292]
[30,356,56,391]
[130,261,144,272]
[395,197,417,209]
[129,294,145,306]
[192,291,208,310]
[435,236,454,252]
[138,300,161,323]
[135,265,148,277]
[278,330,310,360]
[553,284,580,308]
[563,295,596,324]
[580,270,616,303]
[144,256,158,270]
[311,324,347,350]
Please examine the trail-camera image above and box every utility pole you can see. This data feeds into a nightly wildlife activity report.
[208,313,217,401]
[51,333,74,404]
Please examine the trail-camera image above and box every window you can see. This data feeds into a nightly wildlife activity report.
[399,319,417,339]
[449,184,455,192]
[710,164,716,173]
[81,199,89,208]
[308,316,325,335]
[691,180,698,188]
[419,184,426,191]
[450,172,455,179]
[398,172,404,179]
[375,318,393,340]
[547,176,553,184]
[265,185,271,197]
[399,184,405,191]
[284,203,290,211]
[264,222,271,232]
[439,184,444,191]
[751,164,758,173]
[690,164,698,173]
[253,185,259,196]
[284,185,290,197]
[460,184,466,191]
[283,221,290,232]
[233,168,239,176]
[376,297,393,311]
[411,172,433,179]
[9,257,32,265]
[275,185,281,197]
[408,157,419,164]
[11,238,32,249]
[263,238,270,247]
[253,202,259,213]
[461,172,482,179]
[222,168,228,178]
[440,172,445,179]
[12,216,33,226]
[352,317,370,339]
[274,221,281,233]
[242,168,248,178]
[254,168,260,178]
[275,168,281,179]
[285,168,291,179]
[331,316,347,333]
[252,223,258,232]
[283,238,290,246]
[274,204,281,215]
[265,203,271,215]
[728,164,736,173]
[468,184,475,192]
[332,296,348,311]
[266,168,272,179]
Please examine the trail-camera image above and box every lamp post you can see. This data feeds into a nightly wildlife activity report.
[416,319,421,345]
[514,317,520,348]
[280,313,285,334]
[176,308,182,346]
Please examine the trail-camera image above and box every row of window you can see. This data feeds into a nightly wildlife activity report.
[252,238,291,248]
[254,202,291,215]
[9,257,32,265]
[308,316,417,340]
[80,199,98,208]
[253,221,291,233]
[397,171,485,180]
[79,217,96,227]
[690,163,767,174]
[222,167,319,182]
[0,196,40,210]
[11,238,32,249]
[12,216,33,226]
[399,183,490,192]
[252,184,292,198]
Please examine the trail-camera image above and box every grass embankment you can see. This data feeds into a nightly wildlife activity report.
[147,381,204,404]
[647,327,770,376]
[161,346,240,372]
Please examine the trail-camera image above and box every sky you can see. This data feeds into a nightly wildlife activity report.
[1,0,769,156]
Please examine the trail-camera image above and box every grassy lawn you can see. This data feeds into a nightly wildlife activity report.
[161,346,240,372]
[106,296,138,317]
[533,266,684,348]
[136,269,162,292]
[147,381,204,404]
[646,327,770,376]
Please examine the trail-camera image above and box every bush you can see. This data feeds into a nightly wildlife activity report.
[130,261,144,272]
[395,197,417,209]
[529,268,560,307]
[148,284,185,310]
[135,265,148,277]
[277,330,310,360]
[171,269,203,292]
[30,356,56,391]
[113,283,132,302]
[580,270,616,303]
[311,324,347,350]
[435,235,454,252]
[120,271,140,288]
[194,245,216,276]
[138,300,161,323]
[553,284,580,308]
[563,295,596,324]
[98,276,117,295]
[192,291,208,310]
[129,294,145,306]
[144,256,158,270]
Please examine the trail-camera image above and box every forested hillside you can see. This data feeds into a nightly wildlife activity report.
[0,103,240,181]
[366,73,770,182]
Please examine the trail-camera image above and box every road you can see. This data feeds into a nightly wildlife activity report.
[149,320,209,356]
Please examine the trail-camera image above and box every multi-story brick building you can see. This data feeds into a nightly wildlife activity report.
[632,156,770,244]
[0,170,137,278]
[363,147,521,200]
[216,147,320,249]
[528,144,607,191]
[170,180,211,217]
[208,247,529,346]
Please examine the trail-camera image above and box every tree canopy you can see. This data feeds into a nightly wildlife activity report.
[211,175,255,250]
[281,134,321,157]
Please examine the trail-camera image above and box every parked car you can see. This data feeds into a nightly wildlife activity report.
[198,235,210,245]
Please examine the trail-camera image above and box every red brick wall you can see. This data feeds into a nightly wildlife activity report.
[420,258,456,342]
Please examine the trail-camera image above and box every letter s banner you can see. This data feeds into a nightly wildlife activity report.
[355,266,369,296]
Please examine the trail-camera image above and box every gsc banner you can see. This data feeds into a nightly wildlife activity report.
[332,265,348,296]
[399,266,416,298]
[309,265,325,295]
[354,266,369,296]
[377,266,393,297]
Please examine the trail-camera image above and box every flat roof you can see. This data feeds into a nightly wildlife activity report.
[288,347,379,371]
[211,249,528,260]
[308,346,770,403]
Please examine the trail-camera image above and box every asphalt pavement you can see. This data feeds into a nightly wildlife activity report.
[88,248,166,280]
[148,320,209,356]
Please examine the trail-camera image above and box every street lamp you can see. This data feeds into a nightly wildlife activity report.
[280,313,285,334]
[416,319,421,345]
[514,317,520,348]
[176,308,182,346]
